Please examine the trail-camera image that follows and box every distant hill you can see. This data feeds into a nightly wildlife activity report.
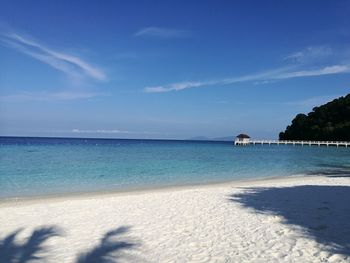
[212,136,235,141]
[279,94,350,141]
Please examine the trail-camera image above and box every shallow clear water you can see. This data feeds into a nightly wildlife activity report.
[0,137,349,198]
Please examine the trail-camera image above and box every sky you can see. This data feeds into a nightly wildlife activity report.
[0,0,350,139]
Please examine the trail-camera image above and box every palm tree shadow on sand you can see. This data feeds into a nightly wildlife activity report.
[0,225,62,263]
[229,185,350,256]
[76,226,137,263]
[0,226,138,263]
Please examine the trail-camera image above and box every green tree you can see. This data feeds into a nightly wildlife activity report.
[279,94,350,141]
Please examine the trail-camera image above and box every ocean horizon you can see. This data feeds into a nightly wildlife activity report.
[1,136,349,199]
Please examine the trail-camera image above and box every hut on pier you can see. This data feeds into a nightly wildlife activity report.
[234,134,250,145]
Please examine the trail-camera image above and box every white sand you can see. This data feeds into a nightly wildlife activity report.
[1,175,349,263]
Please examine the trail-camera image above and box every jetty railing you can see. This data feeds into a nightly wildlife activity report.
[234,140,350,147]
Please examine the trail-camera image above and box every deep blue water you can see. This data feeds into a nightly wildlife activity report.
[0,136,349,198]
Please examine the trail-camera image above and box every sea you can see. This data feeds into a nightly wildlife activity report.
[1,136,349,199]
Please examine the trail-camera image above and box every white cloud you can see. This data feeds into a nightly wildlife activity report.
[144,67,290,93]
[134,27,189,38]
[144,81,203,93]
[1,32,107,81]
[144,64,350,93]
[274,65,350,79]
[284,46,332,63]
[144,45,350,93]
[0,91,105,102]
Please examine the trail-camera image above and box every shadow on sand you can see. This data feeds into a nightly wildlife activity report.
[76,226,137,263]
[0,226,137,263]
[230,185,350,255]
[0,226,62,263]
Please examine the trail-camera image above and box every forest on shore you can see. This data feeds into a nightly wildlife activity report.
[279,94,350,141]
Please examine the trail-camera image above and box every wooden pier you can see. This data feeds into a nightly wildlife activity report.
[234,140,350,147]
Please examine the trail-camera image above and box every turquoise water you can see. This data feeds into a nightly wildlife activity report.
[1,137,349,198]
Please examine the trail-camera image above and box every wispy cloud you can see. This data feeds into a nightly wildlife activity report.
[145,81,204,93]
[274,65,350,79]
[144,68,290,93]
[144,64,350,93]
[0,32,107,81]
[134,27,189,38]
[143,44,350,93]
[0,91,105,102]
[284,46,332,63]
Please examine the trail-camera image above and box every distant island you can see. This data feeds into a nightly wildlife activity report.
[279,94,350,141]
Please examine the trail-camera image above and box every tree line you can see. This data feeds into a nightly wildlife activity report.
[279,94,350,141]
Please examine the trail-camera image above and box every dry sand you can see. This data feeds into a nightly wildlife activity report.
[0,175,349,262]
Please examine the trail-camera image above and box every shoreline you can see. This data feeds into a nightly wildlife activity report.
[0,173,323,205]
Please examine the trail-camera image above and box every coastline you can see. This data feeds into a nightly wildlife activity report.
[0,173,316,205]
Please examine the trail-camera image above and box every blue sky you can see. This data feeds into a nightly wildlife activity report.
[0,0,349,139]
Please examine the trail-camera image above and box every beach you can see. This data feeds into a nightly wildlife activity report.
[2,0,350,262]
[1,175,349,262]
